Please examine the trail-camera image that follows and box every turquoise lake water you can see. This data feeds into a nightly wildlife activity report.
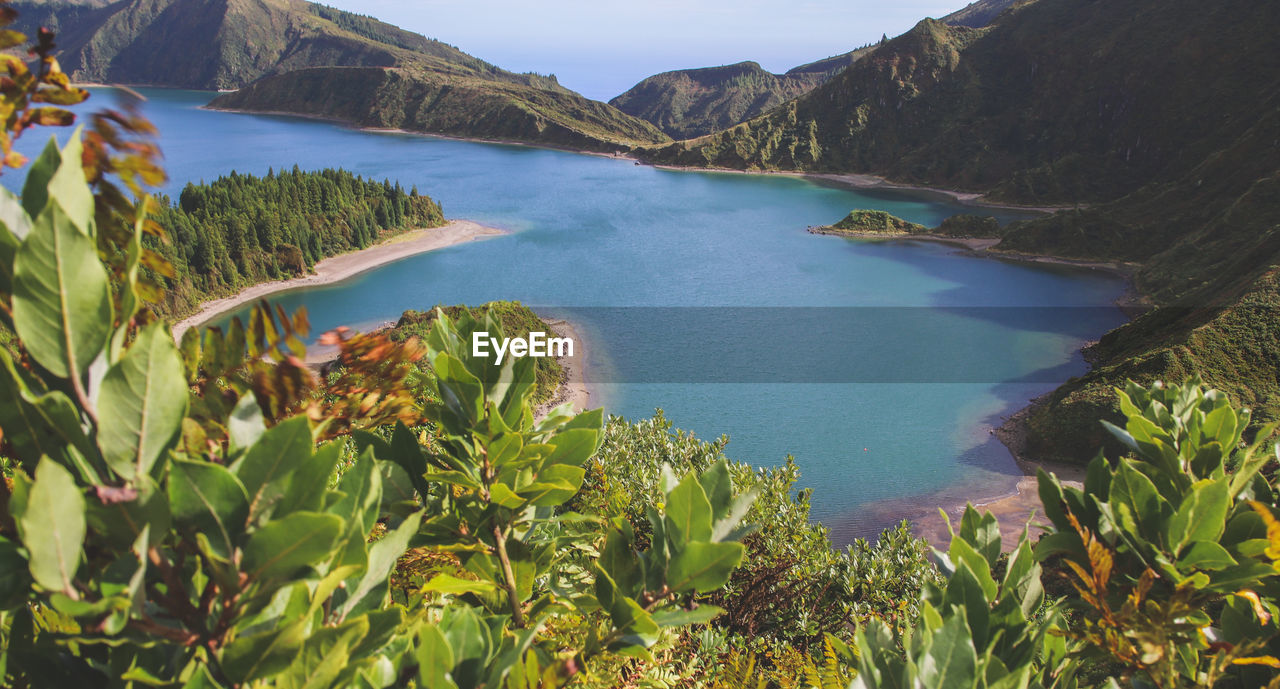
[9,89,1128,540]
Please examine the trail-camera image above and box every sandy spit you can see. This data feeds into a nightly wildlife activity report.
[171,220,506,340]
[533,316,595,418]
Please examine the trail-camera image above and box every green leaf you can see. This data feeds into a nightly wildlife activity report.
[1110,459,1167,545]
[12,201,112,380]
[0,187,29,303]
[488,482,526,508]
[234,416,313,524]
[220,621,306,683]
[542,428,599,468]
[179,664,223,689]
[277,617,367,689]
[97,322,187,480]
[421,573,499,596]
[228,394,266,451]
[439,605,490,686]
[651,604,724,627]
[664,472,713,543]
[169,458,250,560]
[1177,541,1238,571]
[86,474,169,550]
[20,138,61,220]
[242,512,344,582]
[43,133,94,236]
[959,506,1001,568]
[666,541,745,593]
[0,349,97,475]
[1202,405,1237,449]
[697,460,734,521]
[341,511,423,619]
[0,186,31,241]
[274,442,339,517]
[19,459,85,595]
[330,448,381,536]
[1168,478,1230,555]
[416,624,456,689]
[919,612,978,689]
[607,597,660,650]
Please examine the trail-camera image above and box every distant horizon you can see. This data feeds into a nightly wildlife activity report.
[317,0,971,101]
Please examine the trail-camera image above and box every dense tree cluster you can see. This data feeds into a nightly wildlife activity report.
[150,167,443,317]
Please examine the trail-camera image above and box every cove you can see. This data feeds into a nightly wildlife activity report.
[10,89,1128,541]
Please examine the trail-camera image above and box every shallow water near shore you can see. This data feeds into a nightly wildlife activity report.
[8,89,1128,541]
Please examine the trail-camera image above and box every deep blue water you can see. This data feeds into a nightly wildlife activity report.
[9,89,1127,540]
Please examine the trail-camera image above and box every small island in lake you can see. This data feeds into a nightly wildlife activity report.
[811,209,999,239]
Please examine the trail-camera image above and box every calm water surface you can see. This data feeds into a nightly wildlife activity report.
[11,89,1127,539]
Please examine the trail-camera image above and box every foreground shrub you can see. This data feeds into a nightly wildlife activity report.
[853,378,1280,689]
[0,126,757,687]
[572,413,938,686]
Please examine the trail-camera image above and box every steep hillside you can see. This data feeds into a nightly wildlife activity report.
[208,66,670,153]
[610,50,874,140]
[642,0,1278,206]
[609,0,1016,141]
[14,0,665,150]
[610,62,824,140]
[940,0,1021,28]
[11,0,564,91]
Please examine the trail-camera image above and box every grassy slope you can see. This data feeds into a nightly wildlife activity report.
[11,0,565,91]
[608,0,1013,142]
[207,66,670,152]
[939,0,1021,28]
[15,0,666,150]
[609,50,875,140]
[609,62,827,140]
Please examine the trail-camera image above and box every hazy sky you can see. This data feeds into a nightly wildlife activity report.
[319,0,971,101]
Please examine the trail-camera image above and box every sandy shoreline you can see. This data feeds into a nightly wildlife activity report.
[533,316,595,416]
[171,220,506,340]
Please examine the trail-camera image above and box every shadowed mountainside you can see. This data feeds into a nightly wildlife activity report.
[609,52,871,140]
[11,0,565,91]
[208,66,670,153]
[608,0,1017,141]
[19,0,669,150]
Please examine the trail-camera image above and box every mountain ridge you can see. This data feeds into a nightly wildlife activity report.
[17,0,668,150]
[208,66,671,153]
[609,0,1018,141]
[11,0,565,91]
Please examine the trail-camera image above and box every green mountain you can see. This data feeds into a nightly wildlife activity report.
[15,0,667,150]
[640,0,1277,206]
[939,0,1021,28]
[11,0,564,91]
[207,66,670,153]
[609,53,869,140]
[608,1,1015,141]
[646,0,1280,463]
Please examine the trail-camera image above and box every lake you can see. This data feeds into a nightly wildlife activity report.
[9,89,1128,540]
